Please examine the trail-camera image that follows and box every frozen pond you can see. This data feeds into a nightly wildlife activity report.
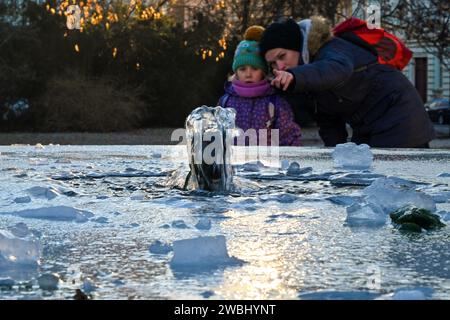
[1,145,450,300]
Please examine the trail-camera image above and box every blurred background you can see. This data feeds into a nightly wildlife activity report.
[0,0,448,144]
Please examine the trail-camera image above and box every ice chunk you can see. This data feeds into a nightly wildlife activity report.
[171,220,189,229]
[438,173,450,177]
[38,273,59,290]
[195,218,211,230]
[417,186,450,203]
[149,240,173,254]
[69,171,166,180]
[242,161,265,172]
[14,196,31,204]
[280,160,290,170]
[286,162,312,175]
[92,217,108,224]
[62,190,77,197]
[429,192,450,203]
[26,186,61,200]
[332,142,373,169]
[330,173,385,187]
[345,202,387,227]
[259,193,298,203]
[379,287,435,300]
[241,171,334,182]
[286,161,299,174]
[438,211,450,221]
[0,229,41,265]
[393,290,426,300]
[170,235,242,268]
[0,206,94,222]
[363,177,436,214]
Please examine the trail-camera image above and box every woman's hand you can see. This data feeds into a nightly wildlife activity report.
[270,69,294,91]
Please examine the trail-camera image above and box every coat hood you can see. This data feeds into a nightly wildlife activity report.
[301,15,333,62]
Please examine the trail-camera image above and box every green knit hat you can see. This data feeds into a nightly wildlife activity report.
[232,26,268,73]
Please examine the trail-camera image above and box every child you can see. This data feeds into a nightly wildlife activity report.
[218,26,302,146]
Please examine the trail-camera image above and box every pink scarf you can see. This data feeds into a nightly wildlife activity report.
[232,79,271,98]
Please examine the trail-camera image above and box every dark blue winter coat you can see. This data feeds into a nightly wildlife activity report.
[284,19,435,148]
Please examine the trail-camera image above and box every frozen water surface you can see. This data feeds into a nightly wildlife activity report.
[0,145,450,299]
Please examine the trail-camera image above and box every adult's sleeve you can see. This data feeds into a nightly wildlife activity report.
[287,47,354,93]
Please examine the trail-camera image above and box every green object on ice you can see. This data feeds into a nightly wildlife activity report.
[398,222,423,233]
[390,206,446,232]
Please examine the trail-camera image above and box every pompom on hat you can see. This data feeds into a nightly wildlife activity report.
[244,25,265,41]
[232,25,268,73]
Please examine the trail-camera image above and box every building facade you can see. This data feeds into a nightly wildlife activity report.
[402,43,449,103]
[347,0,449,102]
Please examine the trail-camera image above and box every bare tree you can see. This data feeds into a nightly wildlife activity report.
[224,0,342,38]
[378,0,449,70]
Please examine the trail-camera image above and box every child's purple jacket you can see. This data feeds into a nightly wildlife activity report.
[219,81,302,146]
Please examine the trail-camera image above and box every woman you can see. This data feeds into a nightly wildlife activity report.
[259,16,435,148]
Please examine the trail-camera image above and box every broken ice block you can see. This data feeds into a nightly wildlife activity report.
[170,235,241,268]
[363,177,436,214]
[26,186,60,200]
[149,240,173,255]
[0,229,41,266]
[0,206,94,222]
[332,142,373,169]
[195,218,212,230]
[286,162,312,175]
[345,202,387,227]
